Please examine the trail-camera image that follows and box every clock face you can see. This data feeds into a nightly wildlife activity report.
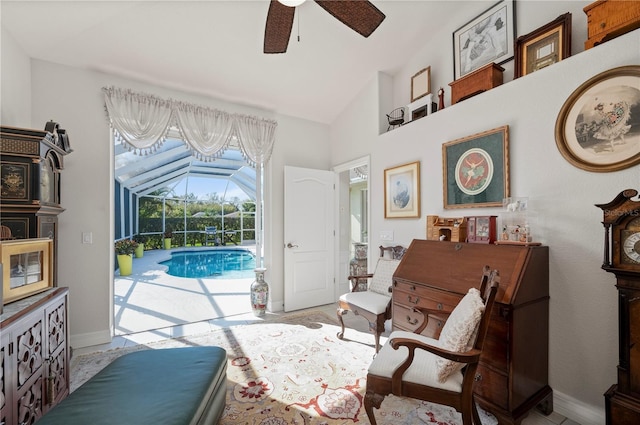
[621,217,640,265]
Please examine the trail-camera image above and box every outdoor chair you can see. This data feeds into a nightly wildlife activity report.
[204,226,219,246]
[337,245,406,353]
[364,267,500,425]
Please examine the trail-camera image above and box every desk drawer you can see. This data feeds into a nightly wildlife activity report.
[392,303,448,338]
[474,364,509,410]
[393,281,462,313]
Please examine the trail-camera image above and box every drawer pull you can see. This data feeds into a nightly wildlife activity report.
[407,295,420,304]
[474,373,483,382]
[406,316,419,325]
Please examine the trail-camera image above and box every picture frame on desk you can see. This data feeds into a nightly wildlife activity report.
[514,13,572,78]
[442,126,509,209]
[453,0,515,80]
[554,65,640,172]
[384,161,420,218]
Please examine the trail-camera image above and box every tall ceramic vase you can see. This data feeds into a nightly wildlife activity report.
[250,267,269,317]
[117,254,133,276]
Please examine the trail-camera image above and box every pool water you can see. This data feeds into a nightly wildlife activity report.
[160,249,256,278]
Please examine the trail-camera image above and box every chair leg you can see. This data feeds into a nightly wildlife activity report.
[336,307,347,339]
[364,391,385,425]
[472,398,482,425]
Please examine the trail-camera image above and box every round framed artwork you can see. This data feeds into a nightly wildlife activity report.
[555,65,640,172]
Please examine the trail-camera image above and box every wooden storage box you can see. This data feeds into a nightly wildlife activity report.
[584,0,640,49]
[449,63,504,105]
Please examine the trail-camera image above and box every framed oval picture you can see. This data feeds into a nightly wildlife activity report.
[555,65,640,172]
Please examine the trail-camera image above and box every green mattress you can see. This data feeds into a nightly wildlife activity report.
[38,346,227,425]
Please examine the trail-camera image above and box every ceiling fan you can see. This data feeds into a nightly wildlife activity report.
[264,0,386,54]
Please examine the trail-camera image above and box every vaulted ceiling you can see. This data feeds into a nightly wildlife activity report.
[2,1,490,198]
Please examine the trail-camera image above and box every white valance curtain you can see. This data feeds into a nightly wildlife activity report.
[102,86,277,166]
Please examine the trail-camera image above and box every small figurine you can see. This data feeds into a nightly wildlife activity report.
[438,87,445,110]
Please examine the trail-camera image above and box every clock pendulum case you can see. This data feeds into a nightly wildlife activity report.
[596,188,640,424]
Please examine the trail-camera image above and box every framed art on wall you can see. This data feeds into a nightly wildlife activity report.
[555,65,640,172]
[443,126,509,209]
[514,13,572,78]
[384,161,420,218]
[453,0,515,80]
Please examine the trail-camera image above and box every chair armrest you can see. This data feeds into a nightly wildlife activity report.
[387,333,481,390]
[390,335,481,364]
[347,273,373,292]
[407,306,453,334]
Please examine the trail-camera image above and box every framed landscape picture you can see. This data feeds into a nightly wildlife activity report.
[384,161,420,218]
[555,65,640,172]
[443,126,510,209]
[453,0,515,80]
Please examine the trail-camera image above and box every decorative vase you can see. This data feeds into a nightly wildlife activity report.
[117,254,133,276]
[250,267,269,317]
[134,243,144,258]
[163,238,171,250]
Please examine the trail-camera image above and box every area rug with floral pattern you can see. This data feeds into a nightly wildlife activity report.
[71,311,498,425]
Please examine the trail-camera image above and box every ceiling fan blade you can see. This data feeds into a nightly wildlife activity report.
[264,0,296,54]
[314,0,385,38]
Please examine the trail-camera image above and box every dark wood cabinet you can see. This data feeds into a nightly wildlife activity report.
[0,288,70,425]
[1,125,72,286]
[392,239,552,425]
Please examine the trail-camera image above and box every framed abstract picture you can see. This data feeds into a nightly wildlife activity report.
[443,126,510,209]
[555,65,640,172]
[384,161,420,218]
[453,0,515,80]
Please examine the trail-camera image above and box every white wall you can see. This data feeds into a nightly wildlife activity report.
[329,2,640,424]
[1,28,31,125]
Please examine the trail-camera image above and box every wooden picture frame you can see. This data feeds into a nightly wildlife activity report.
[1,238,53,304]
[453,0,515,80]
[384,161,420,218]
[555,65,640,172]
[443,126,509,209]
[411,67,431,102]
[514,13,572,78]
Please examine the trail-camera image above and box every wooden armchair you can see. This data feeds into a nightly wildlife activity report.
[337,245,406,353]
[364,266,500,425]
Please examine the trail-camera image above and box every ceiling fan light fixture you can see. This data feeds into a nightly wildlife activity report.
[278,0,305,7]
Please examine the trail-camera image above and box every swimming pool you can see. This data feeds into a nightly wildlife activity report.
[160,249,256,278]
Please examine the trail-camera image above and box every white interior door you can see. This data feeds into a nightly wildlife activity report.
[284,166,335,312]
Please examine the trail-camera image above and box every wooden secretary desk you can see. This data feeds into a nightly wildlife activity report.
[392,239,552,425]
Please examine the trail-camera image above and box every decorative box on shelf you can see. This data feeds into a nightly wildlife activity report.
[449,63,504,105]
[426,215,467,242]
[584,0,640,49]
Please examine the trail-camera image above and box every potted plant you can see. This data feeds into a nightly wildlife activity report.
[163,229,173,250]
[132,234,146,258]
[114,239,138,276]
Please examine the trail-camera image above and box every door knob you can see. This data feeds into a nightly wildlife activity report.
[286,242,298,248]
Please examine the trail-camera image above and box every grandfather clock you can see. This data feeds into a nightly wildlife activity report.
[0,122,72,284]
[596,189,640,424]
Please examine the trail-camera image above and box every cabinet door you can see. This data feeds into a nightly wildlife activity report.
[43,295,68,409]
[1,329,13,425]
[13,313,45,424]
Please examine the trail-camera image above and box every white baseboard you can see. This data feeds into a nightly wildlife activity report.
[553,390,605,425]
[70,329,112,350]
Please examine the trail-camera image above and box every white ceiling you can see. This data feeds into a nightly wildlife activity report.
[0,0,483,124]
